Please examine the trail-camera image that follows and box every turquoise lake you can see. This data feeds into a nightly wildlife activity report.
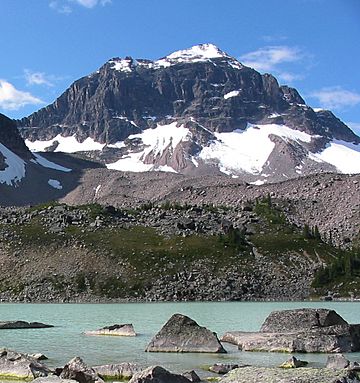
[1,301,360,377]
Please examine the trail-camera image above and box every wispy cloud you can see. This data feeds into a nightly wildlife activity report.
[24,70,54,87]
[50,0,111,13]
[261,35,288,43]
[0,80,44,110]
[310,86,360,111]
[239,45,309,84]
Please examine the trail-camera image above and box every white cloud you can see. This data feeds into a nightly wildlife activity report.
[24,70,54,87]
[0,80,44,110]
[310,87,360,111]
[50,0,111,12]
[240,46,303,73]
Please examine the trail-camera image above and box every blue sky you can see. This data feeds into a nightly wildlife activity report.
[1,0,359,134]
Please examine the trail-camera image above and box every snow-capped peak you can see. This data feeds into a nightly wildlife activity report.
[166,43,227,60]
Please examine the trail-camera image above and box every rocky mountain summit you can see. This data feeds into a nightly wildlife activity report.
[19,44,360,182]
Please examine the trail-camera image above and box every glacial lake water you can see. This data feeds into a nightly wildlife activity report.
[1,301,360,378]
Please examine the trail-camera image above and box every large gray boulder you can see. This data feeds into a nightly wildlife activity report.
[59,357,103,383]
[145,313,226,353]
[219,366,360,383]
[0,349,51,380]
[128,366,191,383]
[0,321,53,329]
[85,324,136,336]
[93,363,141,380]
[260,308,348,333]
[326,354,350,369]
[221,308,360,353]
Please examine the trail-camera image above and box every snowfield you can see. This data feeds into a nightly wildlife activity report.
[0,143,26,186]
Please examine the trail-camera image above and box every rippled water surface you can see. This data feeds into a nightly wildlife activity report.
[1,301,360,374]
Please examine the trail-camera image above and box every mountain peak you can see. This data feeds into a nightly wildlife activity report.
[166,43,227,60]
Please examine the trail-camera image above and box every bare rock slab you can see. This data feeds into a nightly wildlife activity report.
[219,366,360,383]
[260,308,348,333]
[59,357,103,383]
[221,308,360,353]
[0,321,53,329]
[128,366,191,383]
[85,324,136,337]
[145,313,226,353]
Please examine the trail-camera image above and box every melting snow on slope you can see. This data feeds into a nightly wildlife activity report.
[31,153,72,172]
[48,179,63,190]
[0,143,26,186]
[25,135,105,153]
[312,140,360,174]
[199,123,313,175]
[107,122,191,173]
[224,90,240,100]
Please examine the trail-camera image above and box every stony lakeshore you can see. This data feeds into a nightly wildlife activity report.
[2,309,360,383]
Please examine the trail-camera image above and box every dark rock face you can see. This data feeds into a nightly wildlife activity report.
[0,321,53,329]
[59,357,103,383]
[260,308,348,333]
[221,309,360,353]
[128,366,191,383]
[0,114,32,160]
[145,313,226,353]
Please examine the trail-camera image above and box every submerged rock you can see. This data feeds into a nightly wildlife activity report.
[219,366,360,383]
[0,349,51,380]
[145,313,226,353]
[128,366,191,383]
[85,323,136,336]
[209,363,240,374]
[93,362,141,380]
[221,308,360,353]
[0,321,53,329]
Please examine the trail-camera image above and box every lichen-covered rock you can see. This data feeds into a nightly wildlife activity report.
[0,349,51,380]
[128,366,191,383]
[326,354,350,369]
[145,313,226,353]
[219,366,360,383]
[280,356,308,368]
[85,323,136,336]
[260,308,348,333]
[93,362,141,380]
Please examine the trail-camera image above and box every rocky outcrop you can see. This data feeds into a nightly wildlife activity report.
[145,313,226,353]
[59,357,103,383]
[260,308,348,332]
[219,366,360,383]
[0,321,53,329]
[0,349,51,380]
[128,366,191,383]
[85,323,136,336]
[93,363,141,380]
[221,309,360,353]
[280,356,308,368]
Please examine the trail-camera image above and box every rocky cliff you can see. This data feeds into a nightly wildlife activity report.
[19,44,360,182]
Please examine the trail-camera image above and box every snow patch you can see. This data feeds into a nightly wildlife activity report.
[31,153,72,172]
[106,122,191,173]
[109,58,137,73]
[312,140,360,174]
[224,90,240,100]
[48,179,62,190]
[0,143,26,186]
[25,135,105,153]
[251,180,265,185]
[198,123,313,176]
